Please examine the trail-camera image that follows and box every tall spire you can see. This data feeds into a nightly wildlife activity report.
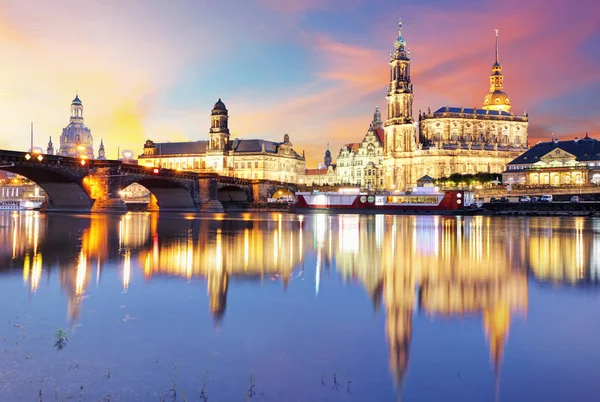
[495,29,499,65]
[394,18,407,53]
[482,29,511,113]
[386,18,414,125]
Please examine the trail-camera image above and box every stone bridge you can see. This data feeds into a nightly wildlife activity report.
[0,150,297,213]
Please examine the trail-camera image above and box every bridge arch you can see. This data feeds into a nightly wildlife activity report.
[0,165,93,212]
[217,185,250,202]
[270,187,295,200]
[121,176,197,212]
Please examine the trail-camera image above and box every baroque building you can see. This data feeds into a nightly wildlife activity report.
[138,99,306,183]
[58,95,94,159]
[386,24,528,189]
[502,134,600,186]
[334,21,529,190]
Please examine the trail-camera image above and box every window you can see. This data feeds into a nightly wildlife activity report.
[255,162,259,168]
[241,162,245,168]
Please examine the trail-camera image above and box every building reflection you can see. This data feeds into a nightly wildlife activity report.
[314,214,529,394]
[525,217,600,284]
[0,211,599,394]
[136,214,304,321]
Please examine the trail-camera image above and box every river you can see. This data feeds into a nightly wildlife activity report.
[0,211,599,401]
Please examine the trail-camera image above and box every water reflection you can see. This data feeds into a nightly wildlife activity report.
[318,215,530,392]
[1,212,599,399]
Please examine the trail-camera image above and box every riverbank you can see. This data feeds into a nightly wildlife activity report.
[126,202,291,213]
[483,201,600,216]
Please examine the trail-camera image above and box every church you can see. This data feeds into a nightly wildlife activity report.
[138,99,306,183]
[335,21,529,190]
[46,95,106,160]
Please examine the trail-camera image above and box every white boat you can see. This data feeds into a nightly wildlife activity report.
[0,197,44,211]
[0,200,24,210]
[21,197,44,210]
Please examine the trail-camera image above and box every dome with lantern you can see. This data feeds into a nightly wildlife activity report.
[58,95,94,159]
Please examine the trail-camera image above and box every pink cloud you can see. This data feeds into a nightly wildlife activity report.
[257,0,362,14]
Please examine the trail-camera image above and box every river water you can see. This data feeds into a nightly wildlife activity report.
[0,211,599,401]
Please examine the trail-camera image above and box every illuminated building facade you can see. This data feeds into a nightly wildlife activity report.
[334,21,529,190]
[385,23,529,189]
[138,99,306,183]
[335,107,386,189]
[502,134,600,186]
[58,95,95,159]
[304,144,337,185]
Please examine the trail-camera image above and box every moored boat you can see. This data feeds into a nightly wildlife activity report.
[21,196,44,210]
[292,186,481,215]
[0,200,24,210]
[0,197,44,211]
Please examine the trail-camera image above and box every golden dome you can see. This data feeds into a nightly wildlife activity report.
[483,91,511,113]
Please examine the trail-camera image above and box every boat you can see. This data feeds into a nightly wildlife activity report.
[0,200,23,210]
[21,196,45,210]
[0,197,45,211]
[292,186,481,215]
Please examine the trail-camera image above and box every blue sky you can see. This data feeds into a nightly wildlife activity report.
[0,0,598,165]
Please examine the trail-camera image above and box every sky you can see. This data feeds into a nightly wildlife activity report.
[0,0,599,167]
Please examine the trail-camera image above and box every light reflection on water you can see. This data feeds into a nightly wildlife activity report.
[0,211,599,401]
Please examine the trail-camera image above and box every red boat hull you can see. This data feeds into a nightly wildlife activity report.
[292,190,481,215]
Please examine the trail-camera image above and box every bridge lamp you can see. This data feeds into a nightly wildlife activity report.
[25,153,31,160]
[80,159,86,166]
[37,155,43,162]
[153,168,160,174]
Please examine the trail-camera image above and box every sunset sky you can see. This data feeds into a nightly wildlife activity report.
[0,0,599,167]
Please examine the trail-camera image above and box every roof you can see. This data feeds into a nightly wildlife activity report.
[343,143,360,153]
[213,98,226,110]
[417,175,435,182]
[373,126,385,144]
[145,138,302,158]
[151,141,208,155]
[230,139,302,158]
[231,139,276,153]
[305,168,329,176]
[508,136,600,165]
[71,95,82,105]
[432,106,513,117]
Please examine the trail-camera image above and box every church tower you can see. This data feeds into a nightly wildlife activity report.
[384,19,417,156]
[208,98,230,151]
[46,136,54,155]
[483,30,511,113]
[97,139,106,160]
[372,106,383,129]
[324,142,332,167]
